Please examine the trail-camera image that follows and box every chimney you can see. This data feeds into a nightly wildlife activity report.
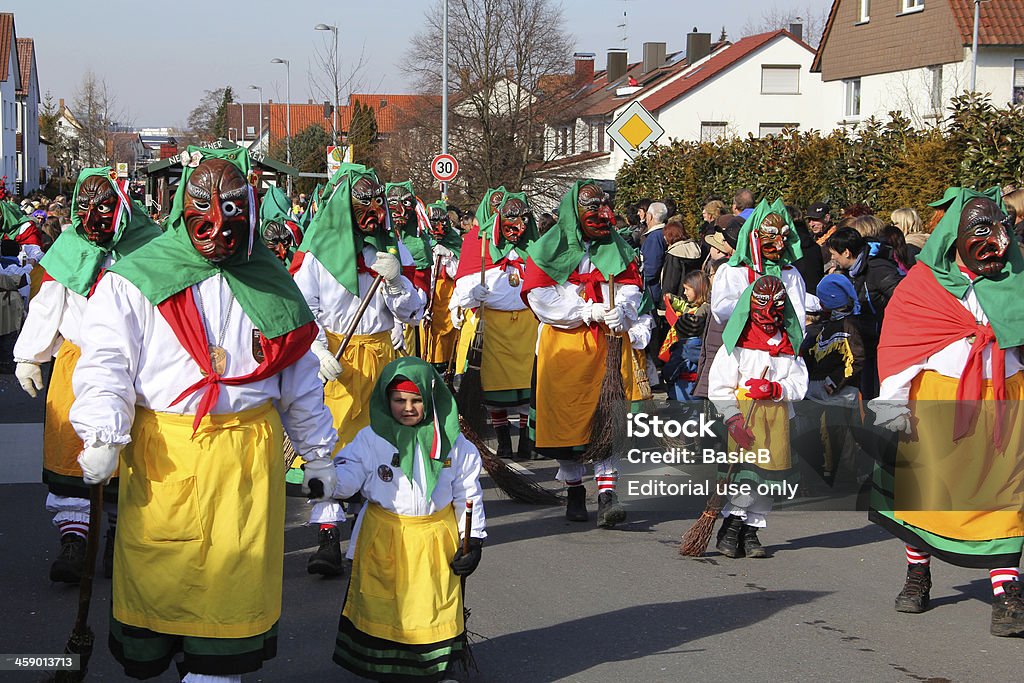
[606,49,628,84]
[685,29,712,64]
[788,22,803,40]
[574,52,596,83]
[642,42,667,75]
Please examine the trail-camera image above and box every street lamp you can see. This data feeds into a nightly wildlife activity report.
[249,85,263,152]
[270,57,292,197]
[314,23,339,146]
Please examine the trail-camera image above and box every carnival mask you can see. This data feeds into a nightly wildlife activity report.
[183,159,249,263]
[386,185,415,230]
[427,205,450,239]
[577,183,614,240]
[756,213,790,262]
[498,197,530,244]
[488,190,505,216]
[352,177,387,234]
[262,220,295,263]
[956,197,1011,277]
[76,175,119,244]
[749,276,787,336]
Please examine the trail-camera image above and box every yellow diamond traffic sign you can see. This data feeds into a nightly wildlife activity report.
[608,101,664,160]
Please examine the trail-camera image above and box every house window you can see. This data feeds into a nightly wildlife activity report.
[700,122,727,141]
[901,0,924,13]
[759,123,798,138]
[858,0,870,23]
[1014,60,1024,104]
[246,125,255,136]
[761,66,800,94]
[929,65,943,112]
[844,78,861,117]
[558,127,568,155]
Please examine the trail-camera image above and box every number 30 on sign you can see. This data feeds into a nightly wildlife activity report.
[431,154,459,182]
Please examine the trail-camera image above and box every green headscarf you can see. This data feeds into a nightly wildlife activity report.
[428,200,464,255]
[474,186,506,238]
[488,191,539,261]
[0,200,28,237]
[728,198,803,276]
[298,166,398,295]
[386,180,431,269]
[369,357,461,499]
[40,168,162,297]
[528,179,634,284]
[109,146,313,339]
[260,184,292,226]
[918,186,1024,348]
[299,183,324,229]
[721,277,803,354]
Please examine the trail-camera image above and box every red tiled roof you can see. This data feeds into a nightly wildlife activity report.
[266,102,341,143]
[949,0,1024,46]
[642,30,810,112]
[0,13,16,86]
[15,38,32,97]
[258,94,437,142]
[349,94,439,133]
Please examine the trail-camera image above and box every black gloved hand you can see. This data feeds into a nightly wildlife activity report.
[450,537,484,577]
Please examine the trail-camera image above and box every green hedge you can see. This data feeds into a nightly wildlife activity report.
[615,93,1024,232]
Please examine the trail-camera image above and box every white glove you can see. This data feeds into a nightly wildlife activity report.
[302,458,337,502]
[311,341,343,383]
[468,284,489,306]
[880,413,912,435]
[15,362,43,398]
[583,302,607,325]
[603,306,625,332]
[77,444,121,485]
[451,308,465,330]
[371,251,401,283]
[391,323,406,351]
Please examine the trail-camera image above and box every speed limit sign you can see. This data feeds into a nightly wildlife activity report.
[431,154,459,182]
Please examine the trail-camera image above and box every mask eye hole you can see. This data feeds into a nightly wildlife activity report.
[97,203,114,214]
[974,224,991,237]
[222,201,242,217]
[192,199,211,211]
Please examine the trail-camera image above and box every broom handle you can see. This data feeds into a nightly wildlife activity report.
[479,221,487,288]
[721,366,771,483]
[422,253,443,361]
[73,483,103,631]
[462,500,473,554]
[333,274,384,361]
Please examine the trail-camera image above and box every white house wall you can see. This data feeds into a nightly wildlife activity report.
[17,60,39,194]
[0,34,17,193]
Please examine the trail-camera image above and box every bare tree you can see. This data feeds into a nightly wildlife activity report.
[402,0,575,203]
[306,31,371,147]
[73,70,128,168]
[741,3,829,47]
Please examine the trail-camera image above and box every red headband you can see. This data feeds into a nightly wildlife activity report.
[387,378,420,395]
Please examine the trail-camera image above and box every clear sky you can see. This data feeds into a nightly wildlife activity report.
[10,0,833,128]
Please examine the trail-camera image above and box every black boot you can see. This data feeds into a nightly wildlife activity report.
[894,563,931,613]
[50,533,87,583]
[307,526,344,577]
[565,485,588,522]
[495,425,513,458]
[991,581,1024,637]
[516,433,534,461]
[715,516,744,558]
[596,490,627,529]
[741,524,768,558]
[103,527,116,579]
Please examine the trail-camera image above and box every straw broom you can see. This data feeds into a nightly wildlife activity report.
[679,366,769,557]
[458,415,561,505]
[580,283,627,464]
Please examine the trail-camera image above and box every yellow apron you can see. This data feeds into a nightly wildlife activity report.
[534,325,633,448]
[325,329,394,452]
[480,307,537,392]
[344,503,463,645]
[895,370,1024,541]
[113,403,284,638]
[28,263,44,301]
[422,277,458,364]
[43,341,86,477]
[730,388,791,471]
[454,309,479,375]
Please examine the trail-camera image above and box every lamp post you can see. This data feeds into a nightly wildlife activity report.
[441,0,449,200]
[271,57,292,197]
[314,23,340,147]
[971,0,982,92]
[249,85,263,152]
[239,103,245,147]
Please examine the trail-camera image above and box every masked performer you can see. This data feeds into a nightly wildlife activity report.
[452,189,539,459]
[710,198,807,330]
[69,147,337,682]
[0,198,45,263]
[523,180,642,527]
[302,357,485,682]
[708,275,807,558]
[13,168,160,583]
[386,181,433,355]
[293,166,425,576]
[868,188,1024,637]
[260,185,304,266]
[422,201,463,373]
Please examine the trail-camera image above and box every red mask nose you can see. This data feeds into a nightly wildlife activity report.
[599,205,615,222]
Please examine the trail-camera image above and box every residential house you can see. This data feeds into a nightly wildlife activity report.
[534,28,841,200]
[813,0,1024,127]
[0,13,21,194]
[15,37,39,194]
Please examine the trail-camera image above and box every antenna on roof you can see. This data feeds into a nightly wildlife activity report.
[616,0,630,47]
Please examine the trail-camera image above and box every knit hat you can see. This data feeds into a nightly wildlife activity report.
[816,273,860,315]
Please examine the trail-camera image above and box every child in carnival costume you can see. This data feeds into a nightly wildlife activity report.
[708,275,808,558]
[302,356,485,682]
